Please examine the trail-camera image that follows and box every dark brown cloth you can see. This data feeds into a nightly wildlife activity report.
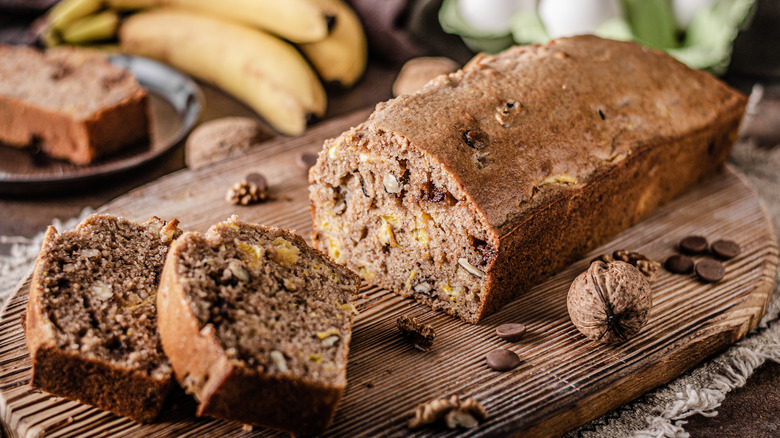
[346,0,473,65]
[0,0,57,13]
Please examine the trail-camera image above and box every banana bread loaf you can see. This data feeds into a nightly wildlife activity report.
[157,217,360,435]
[0,45,150,165]
[308,35,747,323]
[25,214,181,422]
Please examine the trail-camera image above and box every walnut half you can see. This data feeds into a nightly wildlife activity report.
[408,395,488,429]
[567,260,652,344]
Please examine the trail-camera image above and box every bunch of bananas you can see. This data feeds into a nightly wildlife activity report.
[41,0,368,135]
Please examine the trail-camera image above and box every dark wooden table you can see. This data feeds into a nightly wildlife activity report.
[2,42,780,438]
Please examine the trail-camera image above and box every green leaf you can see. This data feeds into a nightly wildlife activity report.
[620,0,679,49]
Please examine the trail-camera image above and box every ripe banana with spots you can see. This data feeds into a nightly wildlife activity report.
[119,8,326,135]
[107,0,335,43]
[299,0,368,87]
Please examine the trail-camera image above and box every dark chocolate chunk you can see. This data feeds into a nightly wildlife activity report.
[711,240,740,259]
[679,236,708,254]
[485,349,520,371]
[695,259,725,282]
[664,254,694,274]
[495,323,527,342]
[296,152,318,170]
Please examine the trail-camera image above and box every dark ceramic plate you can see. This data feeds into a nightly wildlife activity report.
[0,54,202,195]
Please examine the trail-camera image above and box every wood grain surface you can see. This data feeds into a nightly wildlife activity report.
[1,109,778,438]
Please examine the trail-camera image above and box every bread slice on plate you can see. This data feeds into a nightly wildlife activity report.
[0,45,150,165]
[158,216,360,435]
[24,214,181,422]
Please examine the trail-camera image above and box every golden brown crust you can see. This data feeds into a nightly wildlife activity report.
[0,45,150,165]
[478,111,741,320]
[159,220,358,435]
[29,346,171,423]
[368,35,746,234]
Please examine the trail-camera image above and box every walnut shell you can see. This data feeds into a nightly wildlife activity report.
[185,117,273,169]
[567,260,652,344]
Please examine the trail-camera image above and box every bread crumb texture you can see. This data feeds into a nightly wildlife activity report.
[172,217,360,382]
[33,214,178,378]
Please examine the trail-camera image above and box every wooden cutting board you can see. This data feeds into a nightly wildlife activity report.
[1,109,778,438]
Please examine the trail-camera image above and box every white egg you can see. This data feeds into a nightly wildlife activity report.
[516,0,537,11]
[458,0,521,34]
[538,0,622,39]
[672,0,718,29]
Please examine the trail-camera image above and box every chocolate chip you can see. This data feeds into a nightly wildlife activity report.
[485,349,520,371]
[679,236,708,254]
[695,259,725,282]
[495,323,526,342]
[244,172,267,191]
[711,239,740,259]
[296,152,318,170]
[664,254,694,274]
[463,130,489,149]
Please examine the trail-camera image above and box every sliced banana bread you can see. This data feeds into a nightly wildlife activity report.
[308,35,747,323]
[0,45,150,165]
[25,214,181,422]
[158,217,360,435]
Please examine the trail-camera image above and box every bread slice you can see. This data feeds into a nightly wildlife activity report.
[25,214,181,422]
[158,217,360,435]
[308,35,747,323]
[0,45,150,165]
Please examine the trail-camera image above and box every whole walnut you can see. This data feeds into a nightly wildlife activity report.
[567,260,652,344]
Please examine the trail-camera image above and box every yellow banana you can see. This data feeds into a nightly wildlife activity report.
[299,0,367,87]
[308,64,328,118]
[39,26,62,48]
[107,0,335,43]
[61,10,119,44]
[47,0,104,31]
[119,9,326,135]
